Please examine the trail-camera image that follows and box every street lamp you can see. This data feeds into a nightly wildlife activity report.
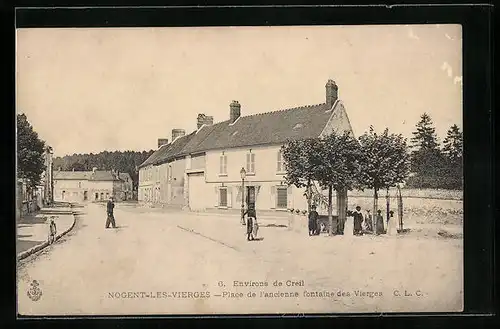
[240,167,246,225]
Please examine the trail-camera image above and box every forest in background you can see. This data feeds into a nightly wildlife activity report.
[53,150,155,191]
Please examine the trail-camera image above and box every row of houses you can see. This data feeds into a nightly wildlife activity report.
[138,79,355,213]
[52,167,133,203]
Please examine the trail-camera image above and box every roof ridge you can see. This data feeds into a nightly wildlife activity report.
[239,102,326,119]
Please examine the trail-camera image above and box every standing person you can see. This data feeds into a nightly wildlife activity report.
[106,196,116,229]
[375,209,384,235]
[386,210,395,235]
[308,205,319,236]
[244,204,256,241]
[352,206,363,236]
[364,209,373,232]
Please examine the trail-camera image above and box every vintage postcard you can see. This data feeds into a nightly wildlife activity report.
[16,25,463,316]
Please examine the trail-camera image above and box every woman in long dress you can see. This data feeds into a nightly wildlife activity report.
[353,206,364,236]
[375,209,385,235]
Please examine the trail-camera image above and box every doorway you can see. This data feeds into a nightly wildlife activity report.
[246,186,256,208]
[83,191,88,201]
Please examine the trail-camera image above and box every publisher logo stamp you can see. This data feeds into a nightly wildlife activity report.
[27,280,42,302]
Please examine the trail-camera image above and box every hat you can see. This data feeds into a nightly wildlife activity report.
[311,205,316,209]
[355,206,361,210]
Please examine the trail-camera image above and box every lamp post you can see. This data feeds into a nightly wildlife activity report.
[240,167,246,225]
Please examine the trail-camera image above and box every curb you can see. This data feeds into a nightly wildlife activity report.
[17,205,78,261]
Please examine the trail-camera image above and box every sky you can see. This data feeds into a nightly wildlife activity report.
[16,25,462,157]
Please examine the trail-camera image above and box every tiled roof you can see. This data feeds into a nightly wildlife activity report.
[138,132,196,168]
[178,124,219,156]
[138,99,353,168]
[54,171,92,180]
[154,132,195,166]
[138,143,172,168]
[185,103,335,154]
[89,170,119,181]
[54,170,121,181]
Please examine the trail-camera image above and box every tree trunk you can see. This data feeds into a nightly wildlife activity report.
[307,179,312,212]
[328,185,333,236]
[336,187,347,235]
[386,188,390,235]
[397,185,404,231]
[373,187,379,232]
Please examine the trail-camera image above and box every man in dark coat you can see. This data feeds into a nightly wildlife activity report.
[308,205,319,236]
[106,196,116,228]
[353,206,363,236]
[244,204,256,241]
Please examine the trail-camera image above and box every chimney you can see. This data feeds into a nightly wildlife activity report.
[325,79,338,109]
[197,113,214,129]
[229,100,241,124]
[172,129,186,141]
[92,167,97,173]
[157,138,169,148]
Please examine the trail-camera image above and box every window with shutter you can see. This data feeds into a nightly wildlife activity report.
[276,187,288,209]
[220,154,227,175]
[219,188,228,207]
[277,151,285,173]
[246,152,255,174]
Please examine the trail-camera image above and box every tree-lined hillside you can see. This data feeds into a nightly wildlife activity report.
[407,114,463,190]
[53,150,155,191]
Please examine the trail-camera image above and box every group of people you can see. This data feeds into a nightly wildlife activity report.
[352,206,387,236]
[308,204,391,236]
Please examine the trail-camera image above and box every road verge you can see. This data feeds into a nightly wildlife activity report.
[17,204,77,261]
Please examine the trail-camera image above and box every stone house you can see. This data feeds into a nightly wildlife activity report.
[138,79,354,213]
[53,167,131,202]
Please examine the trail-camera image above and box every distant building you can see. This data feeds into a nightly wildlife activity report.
[138,79,354,213]
[53,167,132,202]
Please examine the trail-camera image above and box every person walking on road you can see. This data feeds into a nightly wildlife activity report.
[105,196,116,229]
[244,204,257,241]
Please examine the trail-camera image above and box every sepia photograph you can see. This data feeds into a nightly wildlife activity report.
[16,24,463,316]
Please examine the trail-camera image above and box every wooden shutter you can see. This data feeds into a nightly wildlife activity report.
[236,186,242,203]
[287,185,293,209]
[251,153,255,173]
[246,153,250,172]
[270,186,276,209]
[227,187,233,208]
[277,151,281,172]
[215,186,219,206]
